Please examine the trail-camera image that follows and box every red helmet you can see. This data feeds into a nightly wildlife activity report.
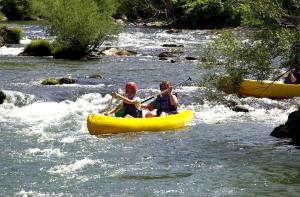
[125,82,138,93]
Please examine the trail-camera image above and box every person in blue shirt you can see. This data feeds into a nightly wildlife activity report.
[284,59,300,84]
[143,81,178,117]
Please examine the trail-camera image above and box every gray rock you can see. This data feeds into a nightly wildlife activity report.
[41,78,59,85]
[271,110,300,144]
[0,90,6,104]
[225,100,249,113]
[59,78,76,85]
[162,44,184,48]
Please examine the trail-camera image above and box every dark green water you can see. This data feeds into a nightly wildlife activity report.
[0,24,300,196]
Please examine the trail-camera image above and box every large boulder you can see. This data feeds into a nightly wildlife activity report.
[271,110,300,144]
[0,90,6,104]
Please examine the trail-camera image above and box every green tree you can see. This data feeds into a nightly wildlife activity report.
[43,0,119,59]
[199,0,300,93]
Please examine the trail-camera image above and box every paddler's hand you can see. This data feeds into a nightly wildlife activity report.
[111,92,119,98]
[167,86,173,95]
[161,87,172,96]
[104,112,109,116]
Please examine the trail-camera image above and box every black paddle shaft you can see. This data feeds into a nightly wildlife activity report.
[258,69,291,97]
[141,77,192,104]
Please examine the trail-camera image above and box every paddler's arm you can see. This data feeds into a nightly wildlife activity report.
[142,103,154,110]
[290,69,297,83]
[105,103,122,116]
[169,93,178,107]
[112,92,138,105]
[163,87,178,107]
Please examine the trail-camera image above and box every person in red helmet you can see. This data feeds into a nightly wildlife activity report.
[106,82,142,118]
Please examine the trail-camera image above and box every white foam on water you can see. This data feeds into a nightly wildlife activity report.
[20,39,31,45]
[106,29,211,50]
[191,101,296,125]
[26,148,64,157]
[1,91,112,141]
[60,136,77,144]
[48,158,101,174]
[153,189,184,195]
[0,46,23,56]
[16,190,65,197]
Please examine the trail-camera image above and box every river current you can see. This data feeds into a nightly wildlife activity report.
[0,22,300,196]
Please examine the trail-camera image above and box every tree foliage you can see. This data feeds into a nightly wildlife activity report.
[117,0,244,28]
[0,0,42,20]
[199,0,300,93]
[43,0,119,59]
[172,0,244,28]
[117,0,173,22]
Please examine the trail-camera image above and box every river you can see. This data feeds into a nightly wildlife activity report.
[0,22,300,196]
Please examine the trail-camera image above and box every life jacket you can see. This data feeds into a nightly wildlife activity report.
[155,94,177,116]
[123,102,142,118]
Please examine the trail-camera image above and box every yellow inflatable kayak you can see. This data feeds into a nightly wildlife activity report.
[238,79,300,99]
[87,110,193,135]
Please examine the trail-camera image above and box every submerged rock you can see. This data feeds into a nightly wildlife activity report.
[88,74,103,79]
[59,78,76,85]
[41,78,59,85]
[226,100,249,113]
[231,105,249,113]
[100,48,137,56]
[0,90,6,104]
[271,110,300,144]
[185,56,198,61]
[158,52,175,58]
[162,44,184,48]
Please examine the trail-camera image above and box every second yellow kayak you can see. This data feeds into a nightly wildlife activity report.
[238,79,300,99]
[87,110,193,135]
